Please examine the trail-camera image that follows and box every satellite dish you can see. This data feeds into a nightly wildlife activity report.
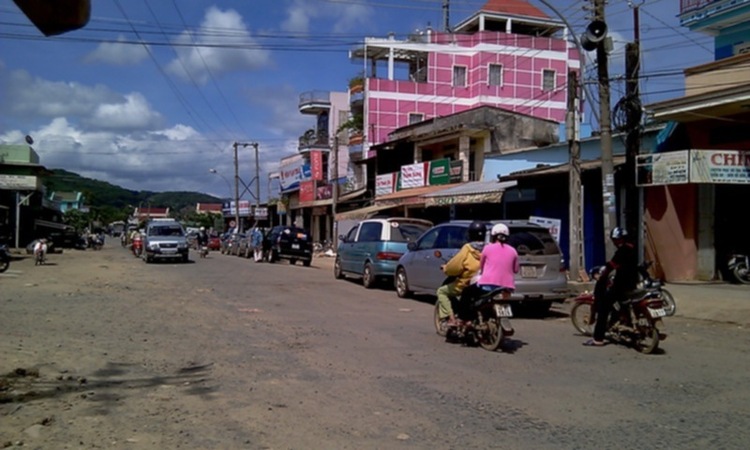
[25,135,34,145]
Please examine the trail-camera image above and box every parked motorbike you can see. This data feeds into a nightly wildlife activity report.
[638,261,676,316]
[727,254,750,285]
[435,284,515,352]
[0,244,10,273]
[570,287,668,354]
[200,245,209,258]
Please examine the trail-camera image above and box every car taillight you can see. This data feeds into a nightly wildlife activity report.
[376,251,402,261]
[560,258,567,272]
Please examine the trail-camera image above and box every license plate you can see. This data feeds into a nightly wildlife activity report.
[292,243,300,249]
[648,307,667,318]
[494,304,513,318]
[162,248,177,253]
[521,265,537,278]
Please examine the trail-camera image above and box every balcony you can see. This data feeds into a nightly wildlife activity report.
[299,90,331,115]
[298,129,331,152]
[680,0,750,29]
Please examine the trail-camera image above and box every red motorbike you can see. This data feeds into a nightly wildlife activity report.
[570,287,668,354]
[131,235,143,257]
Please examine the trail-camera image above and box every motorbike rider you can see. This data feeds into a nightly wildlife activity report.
[33,238,48,262]
[196,227,209,250]
[476,223,519,299]
[584,226,639,347]
[436,220,487,327]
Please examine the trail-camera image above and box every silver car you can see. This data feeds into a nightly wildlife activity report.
[395,220,569,313]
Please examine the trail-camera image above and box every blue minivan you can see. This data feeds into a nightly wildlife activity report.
[334,217,433,288]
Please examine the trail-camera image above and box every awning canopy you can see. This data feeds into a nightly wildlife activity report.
[423,180,517,207]
[335,204,396,221]
[337,187,367,203]
[375,184,454,207]
[34,219,74,231]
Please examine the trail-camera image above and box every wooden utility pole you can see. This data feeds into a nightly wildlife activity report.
[625,3,642,257]
[594,0,617,259]
[567,70,585,280]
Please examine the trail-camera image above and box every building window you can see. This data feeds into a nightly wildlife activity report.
[408,113,424,125]
[542,69,555,91]
[453,66,467,87]
[488,64,503,86]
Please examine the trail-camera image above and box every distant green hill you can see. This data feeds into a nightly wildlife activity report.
[44,169,222,223]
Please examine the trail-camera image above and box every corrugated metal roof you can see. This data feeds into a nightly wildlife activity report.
[423,180,518,198]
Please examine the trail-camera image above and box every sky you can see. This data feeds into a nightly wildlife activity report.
[0,0,714,202]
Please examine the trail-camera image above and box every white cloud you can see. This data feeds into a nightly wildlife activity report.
[84,34,150,66]
[87,93,163,131]
[166,7,272,84]
[281,0,374,34]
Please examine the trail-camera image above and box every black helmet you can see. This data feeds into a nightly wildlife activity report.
[610,226,628,241]
[467,221,487,242]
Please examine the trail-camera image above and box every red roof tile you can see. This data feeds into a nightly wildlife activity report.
[480,0,549,19]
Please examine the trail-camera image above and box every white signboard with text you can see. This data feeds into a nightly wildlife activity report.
[529,216,562,244]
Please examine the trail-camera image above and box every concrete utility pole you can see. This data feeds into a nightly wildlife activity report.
[625,2,643,259]
[331,134,339,244]
[442,0,450,31]
[232,142,241,233]
[594,0,617,259]
[252,142,260,225]
[567,70,585,280]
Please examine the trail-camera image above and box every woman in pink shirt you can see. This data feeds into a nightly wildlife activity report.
[477,223,519,297]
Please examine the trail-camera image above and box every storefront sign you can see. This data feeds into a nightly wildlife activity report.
[401,162,427,189]
[376,172,398,196]
[428,159,450,185]
[253,206,268,219]
[316,184,332,200]
[425,192,502,207]
[529,216,562,244]
[300,181,315,203]
[280,154,305,191]
[690,149,750,184]
[636,151,689,186]
[0,174,38,190]
[312,206,327,216]
[222,200,251,217]
[449,160,463,183]
[311,150,323,181]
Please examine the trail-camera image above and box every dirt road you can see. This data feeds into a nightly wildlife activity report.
[2,245,750,449]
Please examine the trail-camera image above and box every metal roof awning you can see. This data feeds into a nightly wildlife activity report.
[337,187,367,203]
[335,204,396,221]
[34,219,74,231]
[501,156,626,179]
[423,180,518,207]
[374,184,454,207]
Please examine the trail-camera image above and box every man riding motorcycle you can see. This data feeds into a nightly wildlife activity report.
[584,226,639,347]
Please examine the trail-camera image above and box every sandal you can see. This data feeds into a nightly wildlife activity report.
[582,339,608,347]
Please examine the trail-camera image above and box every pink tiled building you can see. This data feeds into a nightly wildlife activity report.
[349,0,580,153]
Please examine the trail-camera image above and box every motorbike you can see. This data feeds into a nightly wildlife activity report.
[727,254,750,285]
[131,235,143,257]
[0,244,10,273]
[638,261,676,316]
[435,283,515,352]
[200,245,209,258]
[35,249,46,266]
[570,285,668,354]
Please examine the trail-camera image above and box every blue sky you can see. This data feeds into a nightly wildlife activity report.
[0,0,714,201]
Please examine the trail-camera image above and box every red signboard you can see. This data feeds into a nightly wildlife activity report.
[311,150,323,181]
[300,181,315,203]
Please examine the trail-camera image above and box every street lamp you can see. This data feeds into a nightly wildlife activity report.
[209,168,232,195]
[210,168,236,232]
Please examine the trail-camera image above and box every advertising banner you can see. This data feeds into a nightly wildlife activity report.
[0,174,39,190]
[636,151,689,186]
[449,160,464,183]
[311,150,323,181]
[280,154,305,191]
[316,184,332,200]
[376,172,398,196]
[690,149,750,184]
[401,162,427,189]
[222,200,251,217]
[428,159,450,185]
[253,206,268,219]
[529,216,562,244]
[300,180,315,203]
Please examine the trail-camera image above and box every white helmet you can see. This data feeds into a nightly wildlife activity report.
[200,227,205,231]
[491,223,509,238]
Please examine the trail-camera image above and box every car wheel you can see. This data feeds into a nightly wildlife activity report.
[362,263,375,289]
[303,259,311,267]
[333,257,344,279]
[268,250,277,263]
[395,267,412,298]
[182,254,189,263]
[290,258,297,265]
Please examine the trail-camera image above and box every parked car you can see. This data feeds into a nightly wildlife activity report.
[236,234,253,258]
[394,220,569,313]
[265,225,313,266]
[334,217,433,288]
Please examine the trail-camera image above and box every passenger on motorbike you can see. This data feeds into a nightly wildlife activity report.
[436,220,487,327]
[476,223,519,299]
[584,227,639,347]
